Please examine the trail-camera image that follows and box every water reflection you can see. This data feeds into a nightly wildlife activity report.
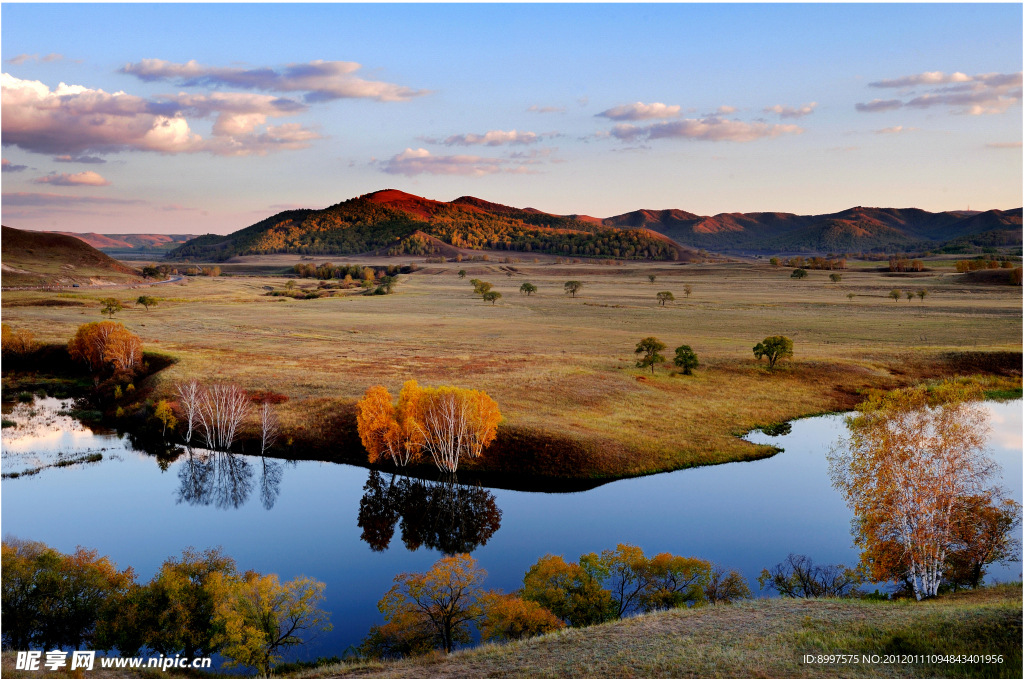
[358,471,502,554]
[175,448,283,511]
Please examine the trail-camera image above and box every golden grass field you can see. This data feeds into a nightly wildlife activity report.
[2,257,1020,479]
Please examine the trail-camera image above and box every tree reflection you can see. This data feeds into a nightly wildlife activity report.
[357,471,502,554]
[176,447,281,510]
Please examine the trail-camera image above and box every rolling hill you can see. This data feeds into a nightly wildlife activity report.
[1,226,143,288]
[167,190,686,262]
[47,232,198,251]
[165,190,1022,261]
[605,205,1022,252]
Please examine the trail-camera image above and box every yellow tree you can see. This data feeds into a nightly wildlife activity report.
[829,382,995,600]
[376,554,486,653]
[215,573,331,675]
[1,323,37,356]
[68,322,142,374]
[477,591,563,642]
[356,385,402,465]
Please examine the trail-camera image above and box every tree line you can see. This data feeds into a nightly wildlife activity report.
[1,541,330,675]
[362,544,750,658]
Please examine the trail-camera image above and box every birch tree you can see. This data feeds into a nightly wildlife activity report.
[176,380,203,444]
[829,383,995,600]
[197,384,252,450]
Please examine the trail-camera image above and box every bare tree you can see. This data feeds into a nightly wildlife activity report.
[198,383,252,450]
[176,380,203,444]
[418,390,470,473]
[259,401,280,454]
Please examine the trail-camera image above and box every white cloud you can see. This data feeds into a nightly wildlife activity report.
[858,72,1022,115]
[0,73,321,157]
[2,158,28,173]
[715,105,737,115]
[435,130,542,147]
[120,59,429,103]
[869,71,973,88]
[382,148,533,177]
[610,117,802,143]
[33,171,111,186]
[764,102,817,119]
[596,102,681,121]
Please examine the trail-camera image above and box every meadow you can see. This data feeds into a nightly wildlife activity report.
[2,256,1020,480]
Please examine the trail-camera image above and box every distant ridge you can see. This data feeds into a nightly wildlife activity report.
[164,189,1023,261]
[1,225,142,288]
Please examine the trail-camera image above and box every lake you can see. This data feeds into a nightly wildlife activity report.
[2,397,1021,660]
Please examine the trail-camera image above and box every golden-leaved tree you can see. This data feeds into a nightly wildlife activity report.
[67,321,142,374]
[356,381,501,472]
[829,382,1005,600]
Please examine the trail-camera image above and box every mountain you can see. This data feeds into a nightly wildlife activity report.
[167,189,687,262]
[606,206,1022,252]
[165,190,1023,261]
[1,225,142,288]
[48,232,198,252]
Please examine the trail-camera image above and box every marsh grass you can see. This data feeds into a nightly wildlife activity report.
[2,260,1020,478]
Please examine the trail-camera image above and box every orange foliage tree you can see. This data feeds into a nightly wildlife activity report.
[477,591,564,642]
[67,321,142,374]
[829,382,998,600]
[369,554,487,654]
[1,323,37,357]
[356,381,501,471]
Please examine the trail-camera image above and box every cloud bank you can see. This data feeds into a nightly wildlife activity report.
[120,59,429,103]
[428,130,544,147]
[857,71,1022,115]
[764,102,817,119]
[382,148,533,177]
[1,73,321,157]
[610,117,802,143]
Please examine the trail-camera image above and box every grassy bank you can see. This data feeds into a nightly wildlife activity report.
[3,585,1017,679]
[2,260,1020,481]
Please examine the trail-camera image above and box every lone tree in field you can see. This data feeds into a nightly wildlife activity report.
[101,298,122,318]
[136,295,158,311]
[847,292,856,302]
[472,280,493,296]
[753,336,793,369]
[458,270,466,279]
[683,284,693,298]
[519,282,537,296]
[889,289,901,302]
[656,291,675,306]
[828,383,1003,600]
[634,337,666,374]
[564,281,583,298]
[673,345,699,375]
[829,273,842,283]
[648,274,657,284]
[482,291,502,305]
[791,268,808,279]
[916,289,928,302]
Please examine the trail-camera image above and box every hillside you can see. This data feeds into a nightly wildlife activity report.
[606,205,1022,253]
[47,232,198,251]
[166,190,685,262]
[1,225,143,288]
[166,191,1022,261]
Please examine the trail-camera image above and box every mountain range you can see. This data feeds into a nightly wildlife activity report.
[80,189,1021,261]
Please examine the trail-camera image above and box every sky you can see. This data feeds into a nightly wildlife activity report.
[1,3,1022,235]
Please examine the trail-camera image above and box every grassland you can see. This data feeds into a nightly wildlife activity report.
[2,585,1017,679]
[1,257,1020,481]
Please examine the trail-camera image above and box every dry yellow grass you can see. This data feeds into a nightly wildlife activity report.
[2,259,1020,478]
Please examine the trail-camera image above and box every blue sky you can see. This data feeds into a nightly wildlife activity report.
[2,4,1021,234]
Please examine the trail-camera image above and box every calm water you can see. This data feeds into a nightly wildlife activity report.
[2,399,1021,660]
